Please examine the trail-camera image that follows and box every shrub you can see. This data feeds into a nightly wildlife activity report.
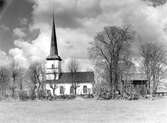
[98,87,112,99]
[46,90,53,100]
[38,90,47,100]
[123,87,139,100]
[55,95,76,100]
[82,94,94,98]
[66,95,76,99]
[19,90,29,101]
[93,82,111,97]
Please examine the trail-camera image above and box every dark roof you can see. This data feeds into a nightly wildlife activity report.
[45,72,94,84]
[122,73,147,81]
[46,55,62,61]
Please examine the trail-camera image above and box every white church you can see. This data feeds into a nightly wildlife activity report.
[44,16,94,96]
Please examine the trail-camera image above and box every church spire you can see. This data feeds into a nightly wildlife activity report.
[50,14,58,56]
[47,14,61,61]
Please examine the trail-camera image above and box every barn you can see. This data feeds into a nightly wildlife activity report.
[122,73,148,96]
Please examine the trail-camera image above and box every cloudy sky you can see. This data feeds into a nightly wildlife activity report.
[0,0,167,71]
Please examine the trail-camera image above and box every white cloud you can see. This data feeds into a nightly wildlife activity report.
[9,39,47,68]
[9,0,167,71]
[13,28,26,38]
[9,48,28,67]
[0,50,11,66]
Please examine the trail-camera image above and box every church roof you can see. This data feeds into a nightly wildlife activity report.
[47,14,61,61]
[45,72,94,84]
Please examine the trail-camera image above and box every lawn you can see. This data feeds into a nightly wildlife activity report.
[0,97,167,123]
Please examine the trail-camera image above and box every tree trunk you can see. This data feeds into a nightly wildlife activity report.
[12,77,16,98]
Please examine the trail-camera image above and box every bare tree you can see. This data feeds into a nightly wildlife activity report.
[119,57,135,97]
[89,26,133,98]
[0,66,11,97]
[68,57,79,95]
[140,42,166,96]
[68,57,79,73]
[28,62,45,99]
[10,59,25,98]
[50,83,57,97]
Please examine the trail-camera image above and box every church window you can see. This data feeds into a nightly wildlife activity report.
[83,85,87,94]
[60,86,65,95]
[70,86,75,95]
[52,64,55,68]
[53,72,56,80]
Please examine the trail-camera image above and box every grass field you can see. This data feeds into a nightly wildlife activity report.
[0,97,167,123]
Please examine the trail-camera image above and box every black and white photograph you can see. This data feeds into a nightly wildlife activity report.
[0,0,167,123]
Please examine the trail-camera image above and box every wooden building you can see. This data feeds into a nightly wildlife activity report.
[122,73,147,96]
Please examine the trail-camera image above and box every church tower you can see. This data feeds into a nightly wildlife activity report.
[45,15,62,80]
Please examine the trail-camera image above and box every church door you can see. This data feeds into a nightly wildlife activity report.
[70,86,75,95]
[83,85,87,94]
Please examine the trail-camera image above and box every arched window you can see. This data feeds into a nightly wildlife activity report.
[60,86,65,95]
[83,85,87,94]
[70,86,74,95]
[52,64,55,68]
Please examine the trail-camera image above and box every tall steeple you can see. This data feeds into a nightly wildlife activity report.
[47,14,61,61]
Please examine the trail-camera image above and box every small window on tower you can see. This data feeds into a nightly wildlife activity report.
[52,64,55,68]
[60,86,65,95]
